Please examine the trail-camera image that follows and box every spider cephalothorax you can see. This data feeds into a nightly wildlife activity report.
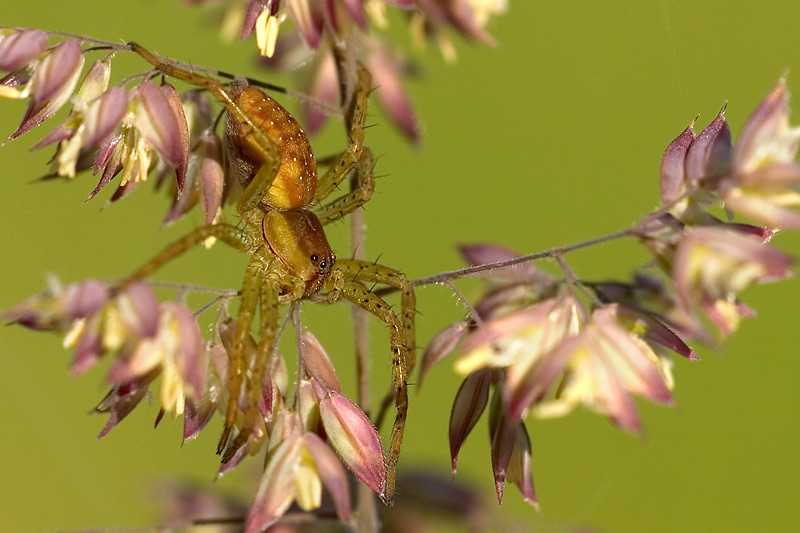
[261,208,335,295]
[122,43,415,502]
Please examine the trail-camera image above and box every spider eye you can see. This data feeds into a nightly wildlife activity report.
[310,254,319,262]
[319,260,327,269]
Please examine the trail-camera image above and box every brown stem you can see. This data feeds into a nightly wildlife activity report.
[411,228,634,287]
[553,251,600,305]
[10,28,343,118]
[554,251,577,286]
[134,279,241,297]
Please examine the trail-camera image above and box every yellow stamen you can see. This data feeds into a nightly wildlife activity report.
[256,12,280,58]
[365,0,389,30]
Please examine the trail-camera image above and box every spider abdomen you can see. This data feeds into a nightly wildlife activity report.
[226,86,318,210]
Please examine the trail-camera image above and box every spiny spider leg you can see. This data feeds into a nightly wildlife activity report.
[219,258,261,455]
[249,273,281,432]
[328,259,416,503]
[315,147,375,226]
[128,42,282,215]
[220,266,281,461]
[334,259,416,369]
[111,221,256,456]
[120,225,247,289]
[314,63,371,204]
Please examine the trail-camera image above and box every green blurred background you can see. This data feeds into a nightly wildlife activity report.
[2,1,800,531]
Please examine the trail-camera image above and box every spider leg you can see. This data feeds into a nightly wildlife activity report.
[335,259,416,370]
[236,154,281,216]
[116,221,255,457]
[120,224,247,289]
[129,43,283,216]
[218,255,262,455]
[314,63,371,204]
[221,270,281,462]
[329,259,416,504]
[314,147,375,226]
[129,42,278,164]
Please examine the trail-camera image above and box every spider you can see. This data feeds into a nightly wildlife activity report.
[121,43,416,502]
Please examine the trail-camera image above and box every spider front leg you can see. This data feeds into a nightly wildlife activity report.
[119,224,247,290]
[334,259,416,370]
[327,259,416,504]
[129,43,279,167]
[114,221,262,458]
[129,43,290,216]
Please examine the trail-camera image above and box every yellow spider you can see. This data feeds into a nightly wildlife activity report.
[122,43,415,502]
